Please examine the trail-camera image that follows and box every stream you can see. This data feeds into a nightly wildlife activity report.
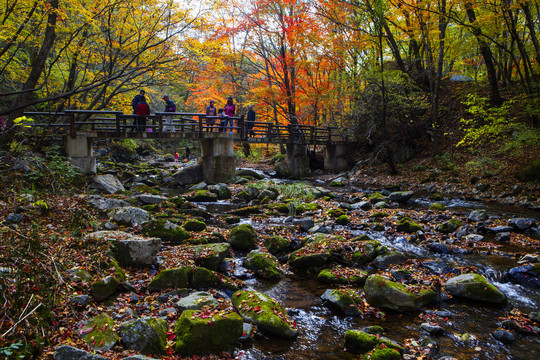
[194,181,540,360]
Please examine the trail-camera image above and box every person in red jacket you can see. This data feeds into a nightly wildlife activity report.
[135,97,150,132]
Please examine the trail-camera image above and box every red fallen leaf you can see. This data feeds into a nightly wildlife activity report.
[207,321,212,326]
[167,333,176,341]
[79,325,96,335]
[98,340,103,347]
[102,324,107,332]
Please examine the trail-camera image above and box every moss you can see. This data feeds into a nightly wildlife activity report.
[183,219,207,232]
[364,274,436,311]
[110,259,126,282]
[244,251,281,279]
[90,275,119,301]
[396,217,423,233]
[330,181,344,187]
[232,290,297,338]
[132,184,160,195]
[80,314,118,351]
[437,218,463,233]
[192,243,231,270]
[228,224,257,251]
[363,325,385,335]
[119,317,168,355]
[174,310,243,356]
[347,241,382,265]
[366,347,402,360]
[445,273,506,304]
[327,288,366,315]
[229,206,261,216]
[141,219,191,243]
[170,196,187,207]
[430,192,444,201]
[345,330,404,355]
[148,267,191,292]
[192,267,239,291]
[141,204,160,212]
[184,190,218,202]
[369,192,387,203]
[263,235,290,254]
[317,268,367,285]
[429,202,446,210]
[273,203,290,214]
[236,190,252,201]
[370,212,389,219]
[296,202,322,213]
[327,208,345,218]
[336,214,350,225]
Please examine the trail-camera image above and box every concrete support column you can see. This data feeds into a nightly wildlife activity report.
[324,144,349,172]
[285,143,310,178]
[65,134,96,174]
[200,138,236,184]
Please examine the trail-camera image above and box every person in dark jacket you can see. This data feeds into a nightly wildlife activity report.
[162,95,176,132]
[246,105,256,137]
[135,97,150,132]
[132,90,146,113]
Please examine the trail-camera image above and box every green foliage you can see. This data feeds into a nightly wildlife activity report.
[113,139,138,152]
[0,341,24,359]
[457,94,537,155]
[435,152,455,171]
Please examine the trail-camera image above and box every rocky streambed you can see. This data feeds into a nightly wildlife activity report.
[34,161,540,360]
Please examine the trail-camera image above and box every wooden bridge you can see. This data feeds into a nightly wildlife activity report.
[24,110,352,145]
[24,110,354,182]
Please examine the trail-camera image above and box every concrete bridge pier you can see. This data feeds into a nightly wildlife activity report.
[285,143,310,178]
[65,133,96,174]
[200,138,236,184]
[324,144,350,172]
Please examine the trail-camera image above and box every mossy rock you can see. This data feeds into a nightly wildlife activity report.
[430,192,444,201]
[191,243,231,270]
[437,218,462,233]
[342,240,384,265]
[207,184,232,199]
[177,208,212,219]
[174,309,243,356]
[365,347,402,360]
[326,208,345,218]
[183,219,207,232]
[335,214,350,225]
[317,268,367,286]
[516,158,540,182]
[272,203,290,214]
[90,275,120,301]
[445,273,507,304]
[141,219,191,243]
[207,231,226,243]
[369,192,388,204]
[288,250,331,269]
[263,235,290,254]
[148,267,191,292]
[344,330,404,355]
[232,290,297,338]
[132,184,160,195]
[429,202,446,211]
[228,224,257,251]
[364,274,436,312]
[119,317,168,355]
[191,267,239,291]
[330,181,344,187]
[321,288,366,316]
[140,204,160,212]
[176,291,218,312]
[396,217,423,233]
[296,202,322,214]
[258,188,279,201]
[236,190,253,202]
[244,251,281,279]
[229,206,261,216]
[170,196,187,207]
[184,190,218,202]
[80,314,118,351]
[236,169,264,180]
[222,214,240,224]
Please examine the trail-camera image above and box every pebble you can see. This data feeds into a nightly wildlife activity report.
[492,329,515,343]
[421,322,445,336]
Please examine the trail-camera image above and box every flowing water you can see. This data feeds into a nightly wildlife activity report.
[198,185,540,359]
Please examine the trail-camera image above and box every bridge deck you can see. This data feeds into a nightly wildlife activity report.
[24,110,352,145]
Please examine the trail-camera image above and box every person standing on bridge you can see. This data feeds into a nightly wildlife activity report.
[135,96,150,132]
[223,96,235,133]
[132,90,145,113]
[246,105,256,137]
[206,100,217,132]
[162,95,176,132]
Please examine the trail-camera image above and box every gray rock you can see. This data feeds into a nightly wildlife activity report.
[90,275,119,301]
[70,295,90,306]
[351,201,373,210]
[424,310,452,318]
[176,291,218,311]
[85,231,161,268]
[468,210,488,222]
[445,273,507,304]
[421,322,444,336]
[87,195,130,210]
[492,329,515,343]
[165,163,204,187]
[54,345,107,360]
[487,226,513,233]
[475,183,490,192]
[110,206,150,226]
[119,317,168,355]
[236,168,265,179]
[188,182,208,191]
[136,194,167,205]
[208,183,232,199]
[372,251,407,269]
[308,225,332,234]
[389,191,414,203]
[5,213,23,223]
[507,264,540,288]
[321,289,363,316]
[518,254,539,264]
[465,234,484,242]
[89,174,125,194]
[421,260,458,275]
[292,218,315,231]
[121,356,159,360]
[508,218,537,231]
[495,232,511,242]
[530,311,540,322]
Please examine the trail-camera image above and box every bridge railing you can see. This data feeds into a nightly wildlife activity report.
[23,110,349,144]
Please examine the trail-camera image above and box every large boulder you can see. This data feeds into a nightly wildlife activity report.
[54,345,107,360]
[207,183,232,199]
[232,290,297,338]
[141,219,191,243]
[148,267,191,292]
[445,273,507,304]
[87,195,130,210]
[191,243,231,270]
[228,224,257,251]
[508,218,537,231]
[507,264,540,288]
[79,314,118,351]
[85,231,161,268]
[364,274,436,312]
[321,288,367,316]
[244,250,281,279]
[174,309,243,355]
[110,206,150,226]
[236,168,264,179]
[88,174,125,194]
[371,251,407,269]
[165,163,204,187]
[119,317,168,355]
[191,267,239,291]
